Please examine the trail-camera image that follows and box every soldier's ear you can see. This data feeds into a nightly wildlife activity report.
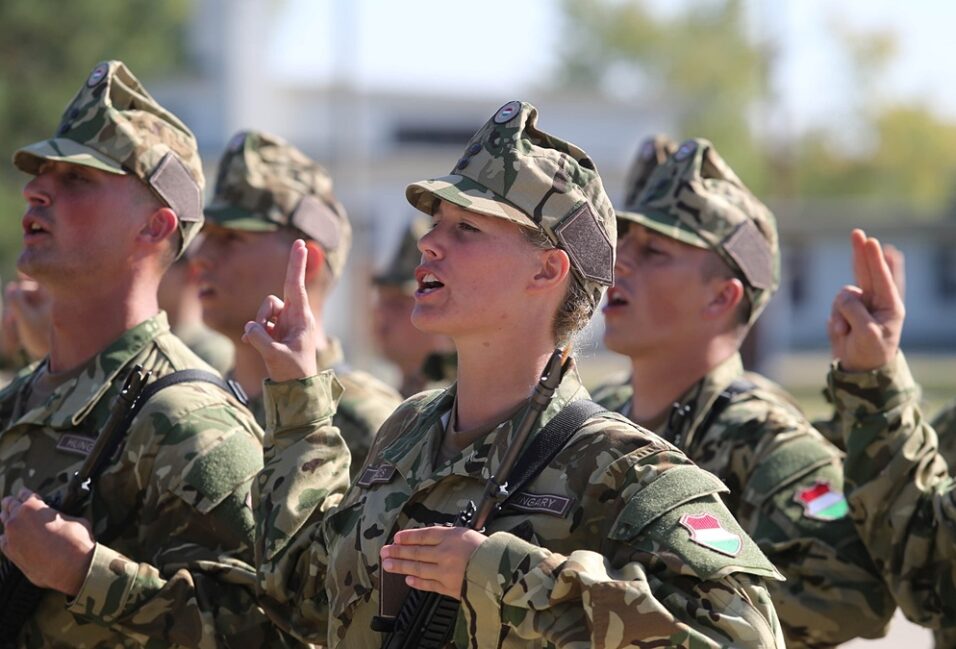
[139,206,178,248]
[704,277,745,320]
[529,248,571,293]
[303,240,326,282]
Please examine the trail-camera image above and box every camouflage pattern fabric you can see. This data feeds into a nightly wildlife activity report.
[244,337,400,479]
[618,138,779,325]
[406,100,616,308]
[13,61,205,254]
[205,130,351,278]
[828,352,956,634]
[0,312,299,647]
[254,366,788,648]
[592,353,895,648]
[174,321,235,376]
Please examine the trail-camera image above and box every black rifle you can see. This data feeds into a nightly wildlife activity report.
[377,348,571,649]
[0,365,150,645]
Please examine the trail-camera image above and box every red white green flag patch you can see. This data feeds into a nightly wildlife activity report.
[679,513,741,557]
[794,481,849,521]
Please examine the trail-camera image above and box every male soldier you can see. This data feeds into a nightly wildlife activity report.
[0,61,294,647]
[245,101,786,647]
[593,136,895,647]
[828,228,956,641]
[193,129,400,475]
[371,215,455,398]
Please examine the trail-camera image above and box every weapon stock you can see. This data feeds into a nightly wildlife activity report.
[0,365,149,644]
[377,348,569,649]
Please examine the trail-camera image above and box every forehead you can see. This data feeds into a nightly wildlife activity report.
[619,222,709,253]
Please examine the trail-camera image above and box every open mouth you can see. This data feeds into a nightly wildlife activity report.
[603,287,629,312]
[22,218,50,237]
[416,271,445,296]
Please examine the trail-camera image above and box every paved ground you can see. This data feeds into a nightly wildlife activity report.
[844,611,932,648]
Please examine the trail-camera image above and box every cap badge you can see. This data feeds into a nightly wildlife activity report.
[794,481,848,521]
[675,140,697,161]
[493,101,521,125]
[679,512,741,557]
[87,63,109,88]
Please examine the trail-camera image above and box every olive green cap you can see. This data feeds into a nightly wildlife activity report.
[373,216,430,294]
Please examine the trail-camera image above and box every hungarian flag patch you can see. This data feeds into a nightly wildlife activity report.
[794,481,849,521]
[679,513,742,557]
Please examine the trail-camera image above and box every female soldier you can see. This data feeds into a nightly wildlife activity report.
[243,101,786,648]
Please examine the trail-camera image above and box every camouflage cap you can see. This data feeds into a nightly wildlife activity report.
[13,60,205,255]
[618,138,780,324]
[620,135,677,208]
[406,100,616,306]
[372,215,430,294]
[204,130,351,278]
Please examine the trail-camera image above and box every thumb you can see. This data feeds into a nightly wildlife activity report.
[241,321,277,356]
[833,288,875,332]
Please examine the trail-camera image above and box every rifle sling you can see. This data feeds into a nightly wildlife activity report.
[498,399,606,513]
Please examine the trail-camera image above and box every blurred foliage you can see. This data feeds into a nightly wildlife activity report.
[558,0,956,214]
[0,0,192,279]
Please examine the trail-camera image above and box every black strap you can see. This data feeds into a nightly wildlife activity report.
[501,399,606,510]
[133,369,248,415]
[695,378,757,436]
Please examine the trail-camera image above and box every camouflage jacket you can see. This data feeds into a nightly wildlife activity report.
[255,365,788,648]
[0,313,297,648]
[592,353,895,648]
[246,336,400,479]
[828,352,956,632]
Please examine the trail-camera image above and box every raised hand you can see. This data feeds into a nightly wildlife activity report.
[241,239,319,381]
[828,229,905,373]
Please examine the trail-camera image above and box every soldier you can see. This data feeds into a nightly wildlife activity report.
[0,61,294,647]
[371,215,456,398]
[592,136,895,647]
[827,228,956,638]
[244,101,787,647]
[193,129,401,476]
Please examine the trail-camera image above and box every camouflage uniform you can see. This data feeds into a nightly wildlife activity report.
[245,337,399,478]
[596,136,894,647]
[828,353,956,635]
[372,215,457,398]
[3,61,296,648]
[204,130,401,475]
[254,102,787,648]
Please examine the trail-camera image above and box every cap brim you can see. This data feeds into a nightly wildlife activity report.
[13,138,126,176]
[203,204,280,232]
[406,175,536,228]
[615,208,710,250]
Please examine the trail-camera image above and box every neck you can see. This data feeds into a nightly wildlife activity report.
[230,313,328,400]
[452,329,556,432]
[628,338,738,424]
[47,279,159,373]
[168,294,205,330]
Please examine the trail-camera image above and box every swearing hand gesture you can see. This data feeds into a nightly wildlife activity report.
[828,229,905,373]
[242,240,319,381]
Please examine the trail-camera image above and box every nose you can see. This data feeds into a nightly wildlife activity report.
[613,247,633,276]
[417,223,442,260]
[22,175,51,208]
[190,237,216,272]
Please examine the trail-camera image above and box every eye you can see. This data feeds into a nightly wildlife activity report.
[457,221,479,233]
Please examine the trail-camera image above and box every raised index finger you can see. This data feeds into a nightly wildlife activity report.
[282,240,310,315]
[863,237,902,311]
[850,229,872,296]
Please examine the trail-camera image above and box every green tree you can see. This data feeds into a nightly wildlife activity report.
[0,0,192,277]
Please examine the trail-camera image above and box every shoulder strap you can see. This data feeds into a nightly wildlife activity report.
[501,399,606,509]
[696,377,757,436]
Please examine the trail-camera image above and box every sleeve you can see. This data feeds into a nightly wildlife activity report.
[829,351,956,631]
[253,370,352,643]
[459,452,787,649]
[66,392,293,648]
[724,401,896,648]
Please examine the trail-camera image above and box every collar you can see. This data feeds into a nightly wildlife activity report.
[659,352,744,450]
[378,362,590,492]
[10,312,170,429]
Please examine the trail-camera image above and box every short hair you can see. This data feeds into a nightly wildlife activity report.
[700,252,751,328]
[519,226,594,345]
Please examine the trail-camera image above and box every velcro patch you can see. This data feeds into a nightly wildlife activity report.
[505,491,574,517]
[722,220,773,290]
[357,463,397,487]
[554,203,614,286]
[56,434,95,457]
[148,152,202,223]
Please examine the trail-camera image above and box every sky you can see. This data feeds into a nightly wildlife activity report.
[269,0,956,137]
